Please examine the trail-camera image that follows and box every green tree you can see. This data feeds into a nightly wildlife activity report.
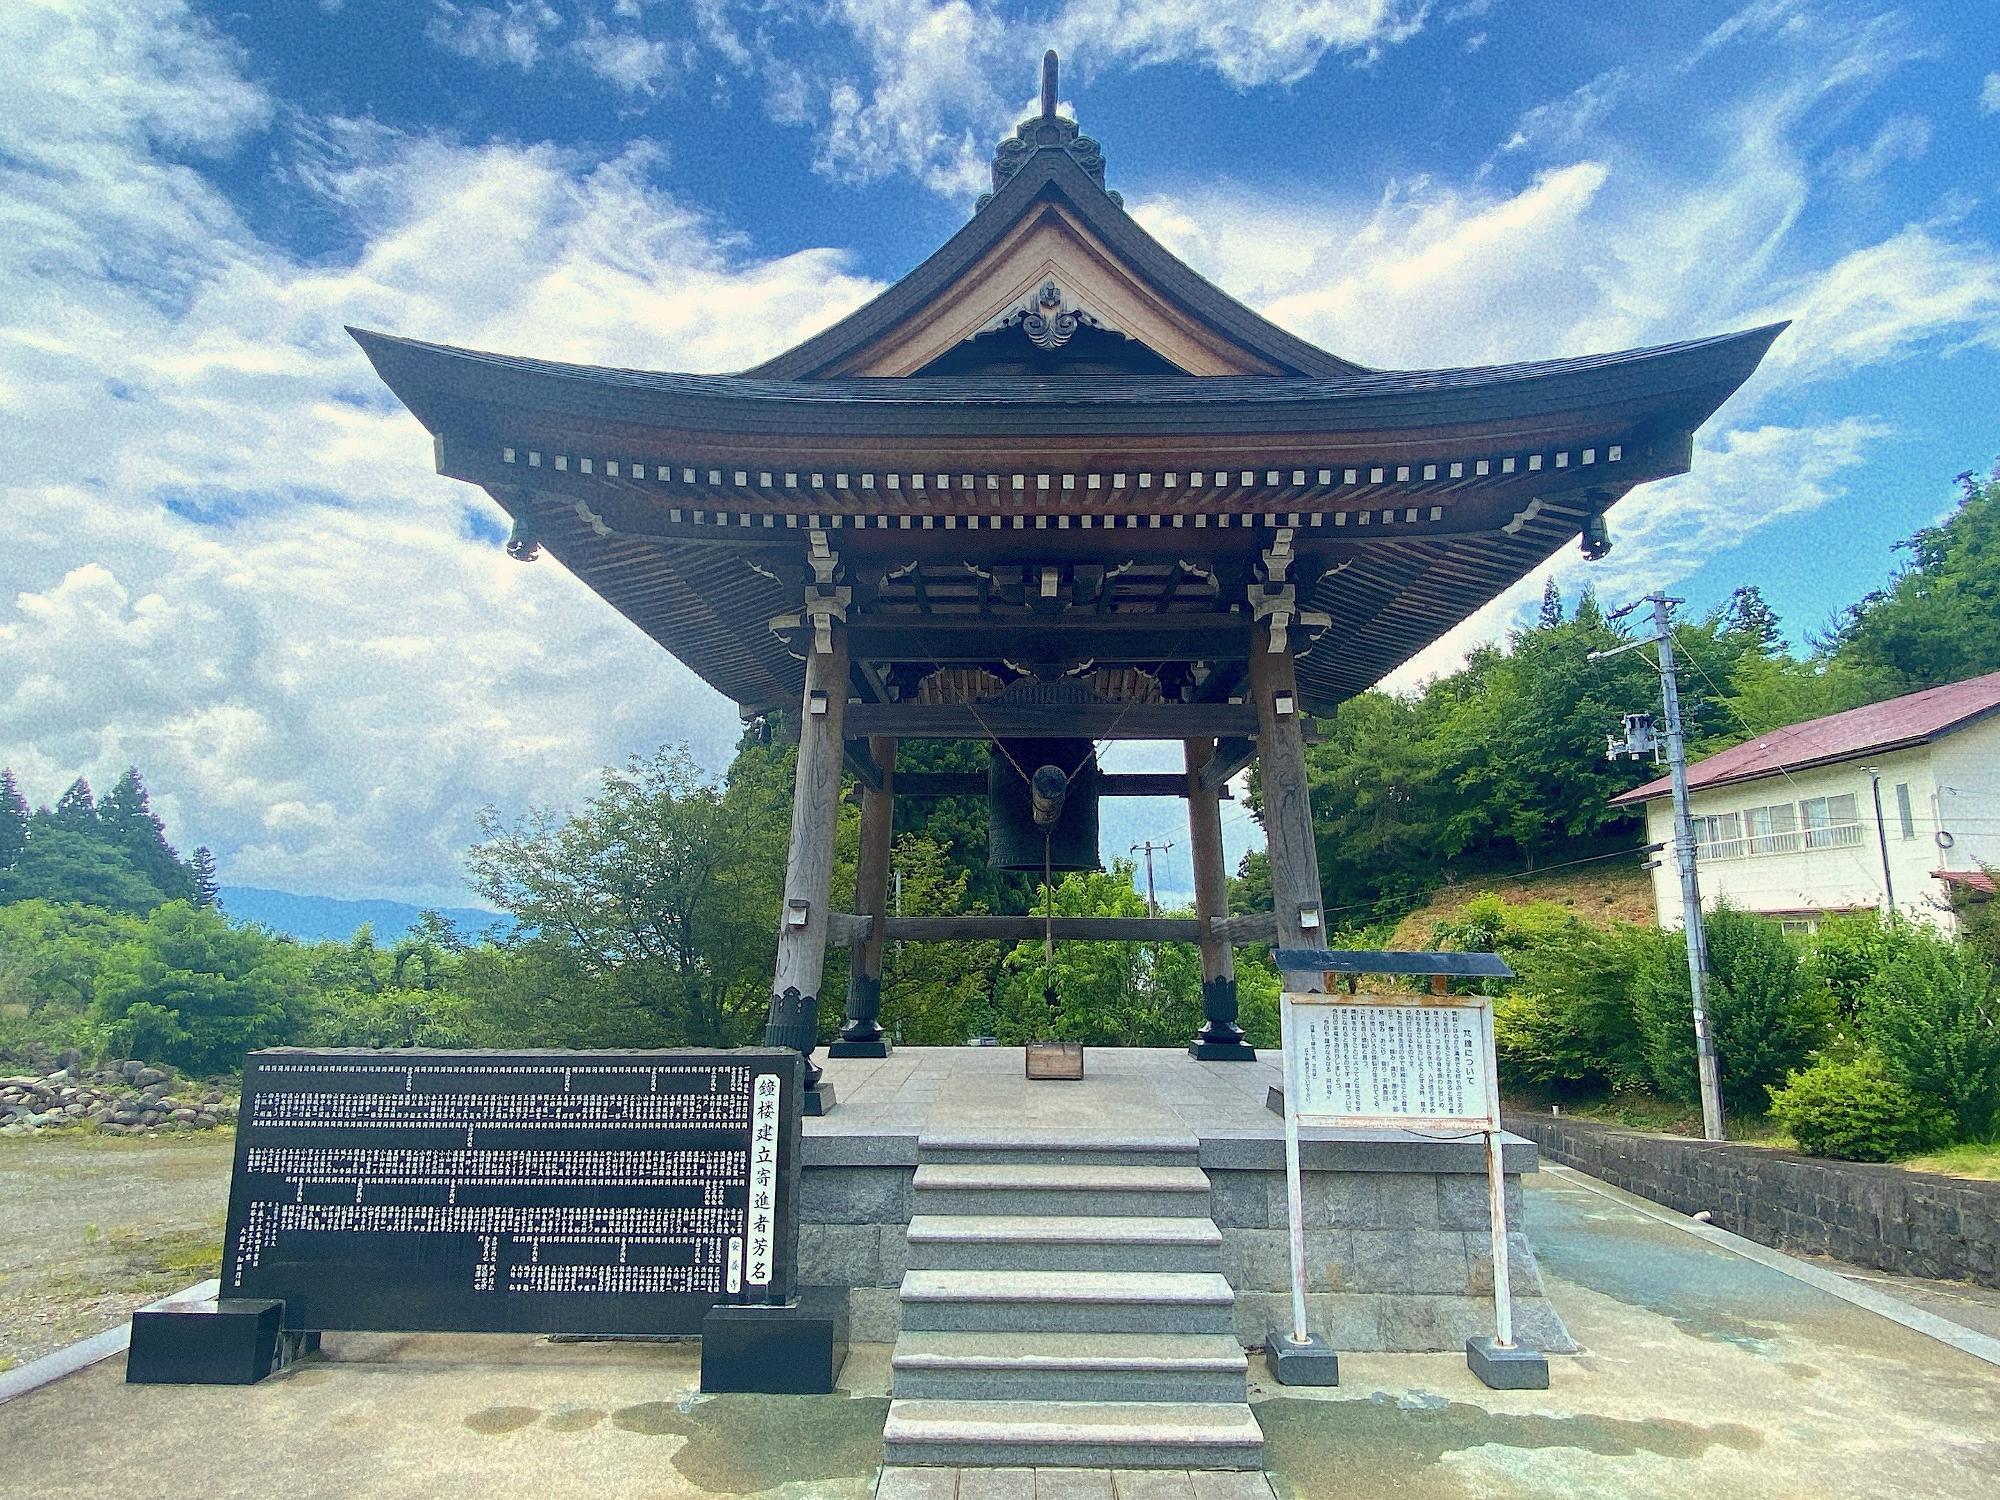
[1858,928,2000,1143]
[1831,464,2000,691]
[190,847,221,909]
[877,834,1001,1044]
[469,744,794,1046]
[98,768,196,904]
[1724,584,1785,653]
[1632,906,1832,1109]
[991,864,1202,1046]
[0,828,172,915]
[90,902,312,1073]
[1537,577,1563,628]
[51,778,96,833]
[0,770,27,870]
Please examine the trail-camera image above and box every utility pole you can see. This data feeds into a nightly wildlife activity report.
[1593,592,1725,1141]
[1130,839,1173,918]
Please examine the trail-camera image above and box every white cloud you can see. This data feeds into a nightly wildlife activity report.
[0,1,882,904]
[1824,114,1932,183]
[572,14,677,94]
[1052,0,1430,87]
[798,0,1436,197]
[426,1,560,70]
[814,0,1007,198]
[1982,71,2000,114]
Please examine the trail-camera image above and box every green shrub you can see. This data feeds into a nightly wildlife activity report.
[1435,895,1649,1093]
[1859,928,2000,1144]
[1632,905,1832,1107]
[1808,911,1924,1018]
[1768,1053,1950,1161]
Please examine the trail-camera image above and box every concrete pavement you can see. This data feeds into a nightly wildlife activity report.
[1,1165,1995,1498]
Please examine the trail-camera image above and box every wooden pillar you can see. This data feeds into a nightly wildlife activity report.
[1250,624,1327,953]
[830,736,895,1058]
[765,621,848,1114]
[1186,736,1254,1059]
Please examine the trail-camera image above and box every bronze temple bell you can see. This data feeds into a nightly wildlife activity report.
[986,739,1102,871]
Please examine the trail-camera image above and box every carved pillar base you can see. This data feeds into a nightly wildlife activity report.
[763,986,835,1116]
[827,974,891,1058]
[1190,975,1256,1061]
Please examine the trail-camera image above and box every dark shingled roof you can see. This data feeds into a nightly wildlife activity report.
[350,323,1785,441]
[1612,670,2000,805]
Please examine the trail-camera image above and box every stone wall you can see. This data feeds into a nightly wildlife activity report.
[796,1161,1575,1351]
[1508,1112,2000,1288]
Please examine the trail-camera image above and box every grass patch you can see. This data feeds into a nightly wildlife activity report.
[1509,1089,1795,1148]
[1901,1143,2000,1181]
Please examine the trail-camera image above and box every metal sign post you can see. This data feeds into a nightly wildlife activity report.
[1270,949,1548,1392]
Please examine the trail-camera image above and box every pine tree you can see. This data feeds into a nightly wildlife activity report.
[190,847,221,909]
[1537,577,1564,628]
[98,768,195,903]
[52,778,96,832]
[1725,584,1785,653]
[0,769,27,870]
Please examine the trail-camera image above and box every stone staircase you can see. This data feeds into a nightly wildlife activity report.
[882,1138,1265,1472]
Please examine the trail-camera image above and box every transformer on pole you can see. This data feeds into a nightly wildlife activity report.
[1592,593,1726,1141]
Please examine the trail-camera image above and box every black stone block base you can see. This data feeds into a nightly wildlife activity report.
[1466,1336,1549,1390]
[825,1039,891,1058]
[803,1082,836,1117]
[1190,1040,1258,1061]
[127,1298,308,1385]
[1265,1327,1340,1386]
[701,1287,849,1394]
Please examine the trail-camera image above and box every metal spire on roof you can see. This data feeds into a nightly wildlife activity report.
[1042,48,1058,119]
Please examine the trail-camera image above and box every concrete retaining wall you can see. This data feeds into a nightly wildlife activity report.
[797,1161,1575,1351]
[1508,1112,2000,1288]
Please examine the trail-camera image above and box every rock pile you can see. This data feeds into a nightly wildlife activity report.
[0,1056,238,1137]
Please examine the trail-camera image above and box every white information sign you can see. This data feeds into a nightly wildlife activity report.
[1285,995,1494,1132]
[1274,982,1519,1361]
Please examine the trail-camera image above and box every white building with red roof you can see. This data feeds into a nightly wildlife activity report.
[1610,670,2000,932]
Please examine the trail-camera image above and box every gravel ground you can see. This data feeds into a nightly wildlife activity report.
[0,1132,236,1369]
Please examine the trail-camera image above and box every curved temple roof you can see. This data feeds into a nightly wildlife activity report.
[353,64,1783,719]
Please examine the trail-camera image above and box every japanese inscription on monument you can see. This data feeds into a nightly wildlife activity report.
[1287,999,1492,1128]
[221,1048,801,1334]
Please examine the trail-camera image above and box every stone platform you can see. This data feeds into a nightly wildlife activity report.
[800,1048,1572,1355]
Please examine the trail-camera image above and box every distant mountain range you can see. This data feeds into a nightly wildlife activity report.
[220,886,513,946]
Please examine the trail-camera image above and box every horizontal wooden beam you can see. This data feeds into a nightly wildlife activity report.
[1198,737,1258,791]
[846,616,1252,664]
[827,912,874,945]
[1274,948,1517,979]
[1210,911,1278,945]
[887,770,1230,799]
[844,702,1259,740]
[884,915,1202,943]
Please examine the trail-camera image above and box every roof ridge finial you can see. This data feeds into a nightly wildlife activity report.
[978,47,1121,213]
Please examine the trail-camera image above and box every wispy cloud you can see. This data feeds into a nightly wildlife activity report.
[1823,114,1932,183]
[426,0,560,71]
[0,0,881,903]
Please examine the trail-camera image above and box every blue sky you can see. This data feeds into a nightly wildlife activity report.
[1,0,1996,908]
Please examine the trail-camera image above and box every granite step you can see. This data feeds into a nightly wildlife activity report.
[918,1131,1200,1167]
[891,1331,1249,1403]
[904,1214,1222,1273]
[911,1162,1212,1218]
[882,1398,1265,1470]
[898,1269,1236,1335]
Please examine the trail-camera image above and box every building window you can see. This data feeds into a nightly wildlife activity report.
[1896,783,1915,839]
[1695,811,1745,860]
[1746,802,1800,855]
[1799,793,1862,850]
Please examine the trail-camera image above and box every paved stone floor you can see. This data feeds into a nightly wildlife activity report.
[3,1164,1997,1498]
